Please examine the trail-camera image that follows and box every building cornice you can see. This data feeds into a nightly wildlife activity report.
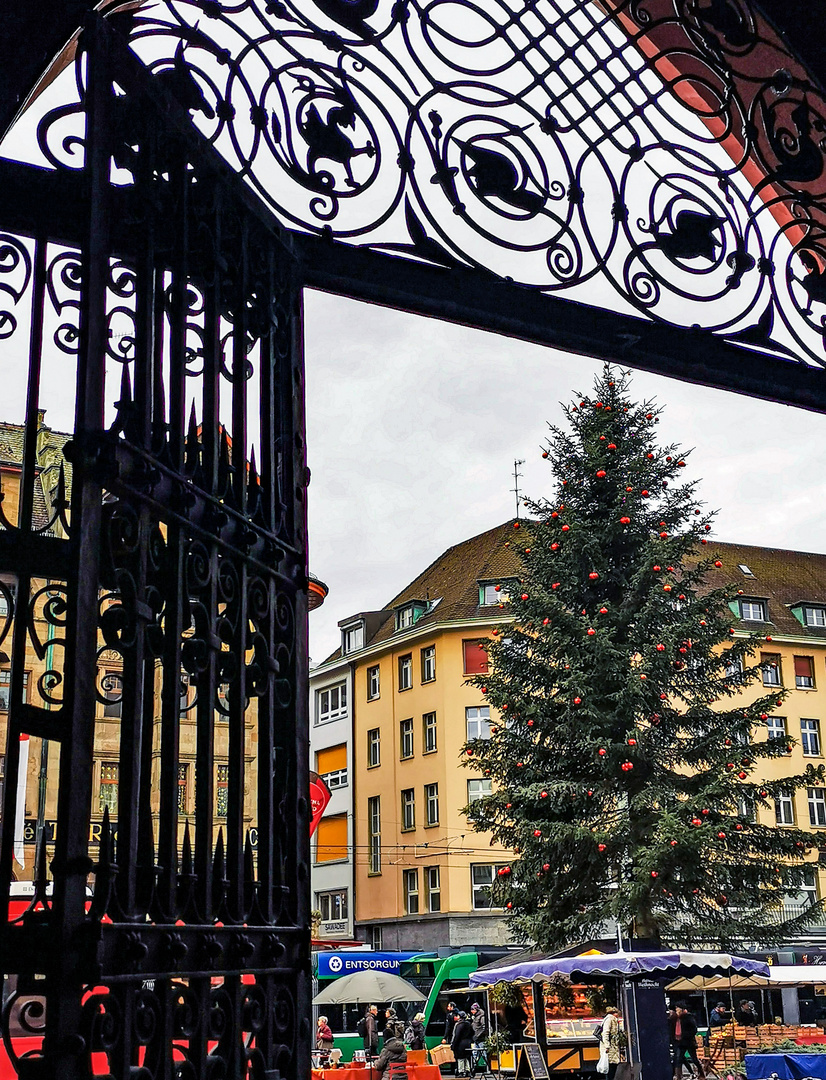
[310,614,513,680]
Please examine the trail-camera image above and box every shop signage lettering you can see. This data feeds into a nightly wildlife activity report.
[317,952,417,978]
[25,819,260,848]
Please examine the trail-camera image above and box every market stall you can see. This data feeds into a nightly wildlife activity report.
[469,951,770,1080]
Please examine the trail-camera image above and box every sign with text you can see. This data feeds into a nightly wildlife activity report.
[317,951,418,979]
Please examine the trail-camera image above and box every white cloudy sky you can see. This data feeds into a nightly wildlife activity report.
[304,288,826,664]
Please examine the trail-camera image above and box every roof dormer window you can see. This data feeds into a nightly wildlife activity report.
[739,598,767,622]
[395,600,428,632]
[738,564,754,577]
[342,621,364,654]
[479,580,516,606]
[803,606,826,628]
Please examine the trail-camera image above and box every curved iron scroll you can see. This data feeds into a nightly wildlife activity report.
[70,0,826,367]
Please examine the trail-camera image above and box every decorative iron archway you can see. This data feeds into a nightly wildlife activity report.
[0,2,825,1078]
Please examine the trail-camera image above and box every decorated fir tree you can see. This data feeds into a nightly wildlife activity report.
[464,366,825,950]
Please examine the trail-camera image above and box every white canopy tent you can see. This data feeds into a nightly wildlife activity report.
[668,967,826,992]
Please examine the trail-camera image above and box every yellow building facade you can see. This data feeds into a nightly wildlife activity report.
[311,521,826,950]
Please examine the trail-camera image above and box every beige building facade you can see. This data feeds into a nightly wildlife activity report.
[310,521,826,950]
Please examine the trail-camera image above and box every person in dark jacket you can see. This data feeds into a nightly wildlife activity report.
[364,1005,379,1057]
[444,1002,459,1043]
[384,1008,405,1041]
[738,1001,758,1027]
[470,1003,487,1044]
[451,1012,474,1077]
[673,1003,704,1079]
[374,1037,407,1079]
[408,1013,426,1050]
[709,1003,730,1028]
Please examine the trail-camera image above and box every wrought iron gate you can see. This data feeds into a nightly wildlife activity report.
[0,15,310,1079]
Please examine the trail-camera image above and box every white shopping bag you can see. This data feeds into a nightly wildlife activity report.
[597,1047,610,1075]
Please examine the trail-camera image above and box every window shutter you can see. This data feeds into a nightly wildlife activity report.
[463,640,489,675]
[316,744,347,773]
[795,656,814,678]
[316,814,348,862]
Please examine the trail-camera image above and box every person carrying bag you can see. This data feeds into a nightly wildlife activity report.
[597,1006,621,1080]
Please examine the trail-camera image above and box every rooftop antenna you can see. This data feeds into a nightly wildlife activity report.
[512,459,525,519]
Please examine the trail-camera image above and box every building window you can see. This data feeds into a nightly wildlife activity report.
[809,788,826,827]
[425,783,439,826]
[467,778,493,803]
[421,645,436,683]
[317,889,348,923]
[401,788,416,831]
[316,683,348,725]
[761,653,782,687]
[466,705,491,741]
[0,670,29,711]
[480,582,510,606]
[463,640,489,676]
[342,623,364,654]
[316,814,348,863]
[400,718,414,760]
[99,762,119,816]
[395,602,427,631]
[471,863,508,910]
[368,796,381,873]
[216,682,230,718]
[102,672,122,717]
[217,764,229,817]
[317,744,348,790]
[767,715,789,752]
[423,712,437,754]
[404,869,419,914]
[795,656,815,689]
[398,654,412,691]
[803,606,826,628]
[367,665,380,701]
[179,673,194,717]
[738,564,754,577]
[776,794,796,825]
[370,925,383,950]
[724,654,742,678]
[740,599,766,621]
[425,866,441,912]
[177,763,188,814]
[367,728,380,768]
[738,796,756,822]
[802,719,822,757]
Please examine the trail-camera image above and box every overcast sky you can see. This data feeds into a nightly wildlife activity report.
[304,288,826,665]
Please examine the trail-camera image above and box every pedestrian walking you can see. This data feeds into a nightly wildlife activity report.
[470,1003,487,1044]
[384,1008,405,1041]
[316,1015,334,1052]
[673,1002,704,1079]
[451,1011,474,1077]
[599,1005,622,1080]
[359,1004,379,1057]
[406,1013,426,1050]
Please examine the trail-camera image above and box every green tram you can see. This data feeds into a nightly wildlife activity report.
[314,947,521,1059]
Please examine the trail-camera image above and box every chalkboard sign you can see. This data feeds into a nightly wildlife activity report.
[515,1043,550,1079]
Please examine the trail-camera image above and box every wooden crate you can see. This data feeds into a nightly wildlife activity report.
[430,1046,455,1067]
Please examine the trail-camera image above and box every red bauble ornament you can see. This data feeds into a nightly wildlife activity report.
[543,863,550,871]
[651,870,658,878]
[678,460,686,467]
[527,720,534,727]
[562,524,570,532]
[540,791,547,798]
[587,628,596,636]
[533,830,542,837]
[608,443,617,450]
[736,824,743,831]
[660,693,667,700]
[628,738,637,746]
[587,790,593,796]
[700,620,707,626]
[671,840,678,846]
[738,771,747,779]
[513,522,520,529]
[598,844,606,852]
[656,644,665,651]
[663,584,672,591]
[551,511,559,518]
[517,762,523,768]
[641,489,649,496]
[596,470,606,478]
[702,809,710,815]
[626,486,633,492]
[620,517,631,524]
[622,761,633,771]
[653,565,661,572]
[552,582,560,589]
[718,831,726,839]
[647,453,654,459]
[542,451,549,458]
[701,538,708,544]
[646,412,654,419]
[466,749,473,756]
[589,571,599,579]
[521,593,528,600]
[692,818,702,826]
[640,674,647,680]
[765,635,773,642]
[598,748,606,756]
[660,532,668,539]
[573,696,582,705]
[666,456,672,462]
[543,617,550,625]
[599,606,608,614]
[506,902,513,909]
[726,762,734,769]
[599,435,606,441]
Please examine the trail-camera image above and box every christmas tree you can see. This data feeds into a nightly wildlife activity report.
[464,366,825,950]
